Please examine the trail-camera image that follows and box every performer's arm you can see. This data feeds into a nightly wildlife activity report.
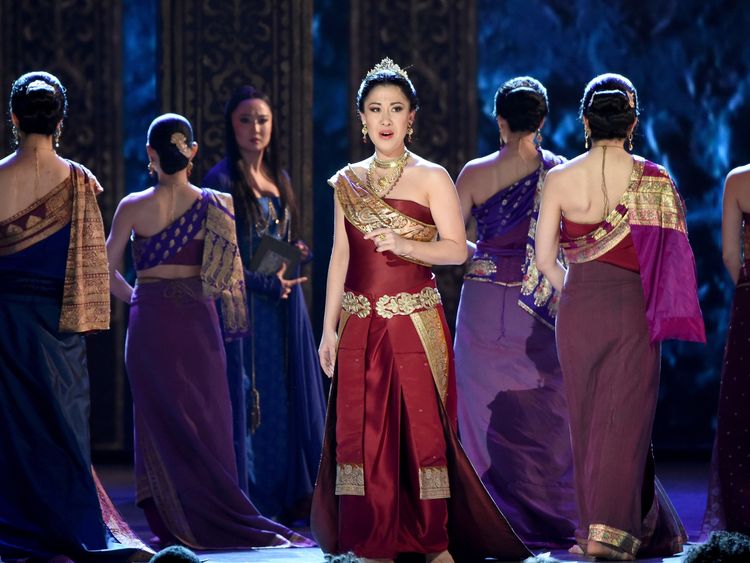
[722,168,745,285]
[455,162,478,258]
[365,166,467,265]
[535,169,566,292]
[319,194,349,378]
[106,196,136,303]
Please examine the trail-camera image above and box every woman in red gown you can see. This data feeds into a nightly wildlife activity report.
[311,58,529,563]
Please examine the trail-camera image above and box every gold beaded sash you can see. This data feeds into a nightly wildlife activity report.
[342,286,441,319]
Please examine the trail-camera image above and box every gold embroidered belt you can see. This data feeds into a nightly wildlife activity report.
[342,286,442,319]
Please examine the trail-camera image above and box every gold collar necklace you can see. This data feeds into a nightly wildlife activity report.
[373,149,410,169]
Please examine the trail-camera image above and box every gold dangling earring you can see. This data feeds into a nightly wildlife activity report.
[407,123,414,144]
[53,126,61,149]
[535,129,542,147]
[11,125,19,147]
[628,132,634,151]
[584,128,590,150]
[186,161,194,178]
[361,123,368,144]
[148,160,155,177]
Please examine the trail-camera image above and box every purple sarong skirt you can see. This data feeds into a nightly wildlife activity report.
[126,277,311,549]
[455,280,576,547]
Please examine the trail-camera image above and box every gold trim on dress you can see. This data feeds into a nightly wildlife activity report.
[341,291,370,318]
[0,178,72,256]
[341,287,442,319]
[589,523,641,557]
[376,287,441,319]
[418,465,450,499]
[410,307,449,405]
[330,168,438,267]
[335,463,365,496]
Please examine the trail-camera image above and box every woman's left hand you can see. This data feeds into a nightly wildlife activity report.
[364,228,411,256]
[295,240,311,262]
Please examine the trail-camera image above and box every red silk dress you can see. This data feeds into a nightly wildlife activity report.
[311,168,530,561]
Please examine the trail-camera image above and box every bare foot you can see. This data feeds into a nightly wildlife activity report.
[586,539,635,560]
[426,551,454,563]
[568,544,585,555]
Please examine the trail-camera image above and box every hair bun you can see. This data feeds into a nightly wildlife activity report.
[495,79,549,133]
[587,90,631,116]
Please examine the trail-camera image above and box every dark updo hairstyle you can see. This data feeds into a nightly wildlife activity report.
[356,58,419,112]
[580,73,639,142]
[493,76,548,133]
[224,85,297,237]
[147,113,194,175]
[9,71,67,135]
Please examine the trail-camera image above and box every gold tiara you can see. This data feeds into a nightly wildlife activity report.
[366,57,409,80]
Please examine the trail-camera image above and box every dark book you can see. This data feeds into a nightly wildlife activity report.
[249,235,302,280]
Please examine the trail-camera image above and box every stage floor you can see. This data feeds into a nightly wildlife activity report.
[99,461,708,562]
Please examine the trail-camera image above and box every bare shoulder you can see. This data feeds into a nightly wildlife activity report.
[409,153,453,186]
[725,164,750,191]
[117,187,156,211]
[457,152,498,185]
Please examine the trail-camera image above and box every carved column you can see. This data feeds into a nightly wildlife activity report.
[0,0,127,452]
[349,0,477,328]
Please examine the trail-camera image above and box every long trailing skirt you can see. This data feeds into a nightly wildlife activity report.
[0,272,150,562]
[311,278,530,562]
[454,279,576,548]
[125,276,312,549]
[702,265,750,536]
[555,261,686,558]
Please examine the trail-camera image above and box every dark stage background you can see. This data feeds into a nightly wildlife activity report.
[1,0,747,459]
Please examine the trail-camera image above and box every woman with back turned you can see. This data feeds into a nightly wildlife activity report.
[536,73,704,560]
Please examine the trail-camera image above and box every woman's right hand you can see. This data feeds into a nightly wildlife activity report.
[276,262,307,299]
[318,330,338,378]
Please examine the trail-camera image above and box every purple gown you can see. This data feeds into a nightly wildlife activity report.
[454,150,577,548]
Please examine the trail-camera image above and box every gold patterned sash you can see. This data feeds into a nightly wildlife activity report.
[60,162,110,333]
[201,190,249,338]
[329,167,438,266]
[560,159,643,264]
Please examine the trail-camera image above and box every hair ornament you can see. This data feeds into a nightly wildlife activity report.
[26,79,54,94]
[170,132,192,158]
[366,57,409,80]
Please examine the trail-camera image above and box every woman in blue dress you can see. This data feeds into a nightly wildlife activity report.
[203,85,326,523]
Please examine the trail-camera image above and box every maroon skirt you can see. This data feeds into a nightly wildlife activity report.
[556,261,686,558]
[702,267,750,536]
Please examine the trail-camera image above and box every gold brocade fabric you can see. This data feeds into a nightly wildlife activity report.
[335,463,365,496]
[518,153,564,329]
[418,466,450,500]
[410,307,450,406]
[60,162,110,333]
[201,190,249,338]
[588,523,641,557]
[329,167,438,266]
[627,160,687,233]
